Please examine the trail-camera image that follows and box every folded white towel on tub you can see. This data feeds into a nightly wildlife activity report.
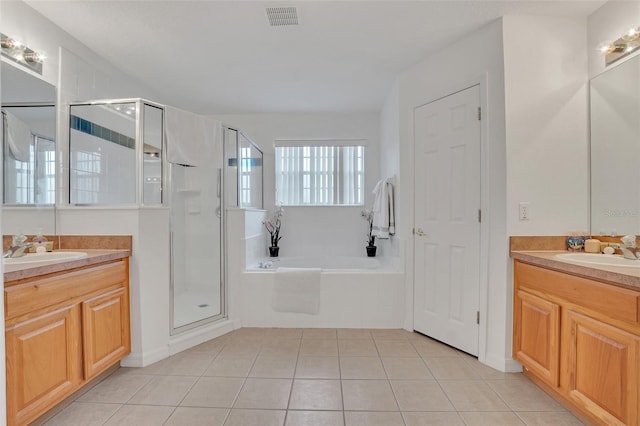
[272,267,321,315]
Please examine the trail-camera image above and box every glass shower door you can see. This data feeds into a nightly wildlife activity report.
[170,161,224,331]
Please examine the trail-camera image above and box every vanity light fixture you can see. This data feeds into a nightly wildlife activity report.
[0,32,44,75]
[602,26,640,66]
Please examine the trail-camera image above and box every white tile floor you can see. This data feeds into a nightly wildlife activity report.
[43,328,584,426]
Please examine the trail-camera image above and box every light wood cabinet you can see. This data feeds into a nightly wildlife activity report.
[513,289,560,387]
[514,260,640,426]
[82,287,130,379]
[567,310,639,426]
[5,305,82,426]
[5,258,130,426]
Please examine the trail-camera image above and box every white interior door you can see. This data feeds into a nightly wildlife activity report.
[413,85,481,356]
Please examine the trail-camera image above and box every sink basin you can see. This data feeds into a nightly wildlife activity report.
[3,251,88,265]
[555,253,640,268]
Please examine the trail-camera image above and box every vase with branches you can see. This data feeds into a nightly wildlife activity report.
[361,209,376,256]
[264,205,284,257]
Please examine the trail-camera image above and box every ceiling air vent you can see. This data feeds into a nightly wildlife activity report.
[266,7,299,27]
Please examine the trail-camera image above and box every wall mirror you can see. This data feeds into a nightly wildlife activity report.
[590,54,640,236]
[1,60,56,235]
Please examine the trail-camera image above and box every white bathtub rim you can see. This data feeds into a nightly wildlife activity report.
[246,255,403,273]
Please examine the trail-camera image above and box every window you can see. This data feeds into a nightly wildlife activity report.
[239,146,252,206]
[71,151,102,204]
[3,135,56,205]
[275,142,365,206]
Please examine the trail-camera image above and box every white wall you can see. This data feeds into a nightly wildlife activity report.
[389,19,510,371]
[1,1,62,87]
[504,16,589,236]
[388,15,589,372]
[212,113,381,258]
[378,80,402,260]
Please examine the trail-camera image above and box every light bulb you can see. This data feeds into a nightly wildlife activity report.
[1,37,15,49]
[23,51,45,63]
[623,27,640,41]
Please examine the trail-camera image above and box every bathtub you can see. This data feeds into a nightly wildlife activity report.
[250,256,389,271]
[241,256,405,328]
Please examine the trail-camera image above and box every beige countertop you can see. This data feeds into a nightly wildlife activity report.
[4,249,130,283]
[512,250,640,290]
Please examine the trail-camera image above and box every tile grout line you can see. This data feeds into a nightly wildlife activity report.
[337,334,346,426]
[282,336,302,426]
[162,340,231,425]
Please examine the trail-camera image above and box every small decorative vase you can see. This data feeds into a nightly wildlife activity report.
[566,236,585,252]
[366,245,377,257]
[269,246,280,257]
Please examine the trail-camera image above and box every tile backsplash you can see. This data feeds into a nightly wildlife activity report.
[2,235,132,252]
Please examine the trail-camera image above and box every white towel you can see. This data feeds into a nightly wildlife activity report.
[372,178,395,239]
[165,106,220,167]
[272,267,321,315]
[3,110,32,162]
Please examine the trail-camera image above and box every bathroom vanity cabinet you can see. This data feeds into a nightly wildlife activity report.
[4,255,131,426]
[513,259,640,426]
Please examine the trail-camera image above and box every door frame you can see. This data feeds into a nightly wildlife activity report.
[410,76,490,364]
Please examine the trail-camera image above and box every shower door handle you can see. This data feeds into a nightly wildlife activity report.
[217,168,221,199]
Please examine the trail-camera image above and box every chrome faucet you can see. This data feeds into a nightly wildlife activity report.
[619,235,640,260]
[3,234,32,259]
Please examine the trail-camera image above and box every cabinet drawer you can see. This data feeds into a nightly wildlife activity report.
[5,260,127,321]
[515,261,640,325]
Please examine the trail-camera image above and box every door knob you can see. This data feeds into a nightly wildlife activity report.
[415,228,427,237]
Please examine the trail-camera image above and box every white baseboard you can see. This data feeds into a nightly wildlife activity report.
[484,353,523,373]
[504,357,523,373]
[121,346,169,368]
[168,319,235,355]
[120,320,236,367]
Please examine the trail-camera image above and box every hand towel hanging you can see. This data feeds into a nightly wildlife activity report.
[372,178,395,239]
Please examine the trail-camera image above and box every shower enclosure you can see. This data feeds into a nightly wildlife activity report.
[67,98,226,334]
[168,114,226,333]
[170,161,224,331]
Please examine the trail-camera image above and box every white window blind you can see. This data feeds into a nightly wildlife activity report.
[275,144,364,206]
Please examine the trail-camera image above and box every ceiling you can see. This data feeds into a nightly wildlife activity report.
[25,0,606,114]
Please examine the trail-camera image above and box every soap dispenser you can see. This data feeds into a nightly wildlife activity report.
[31,228,51,252]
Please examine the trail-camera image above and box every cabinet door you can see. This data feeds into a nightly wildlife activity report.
[513,289,560,387]
[82,287,131,379]
[6,305,82,426]
[567,310,639,426]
